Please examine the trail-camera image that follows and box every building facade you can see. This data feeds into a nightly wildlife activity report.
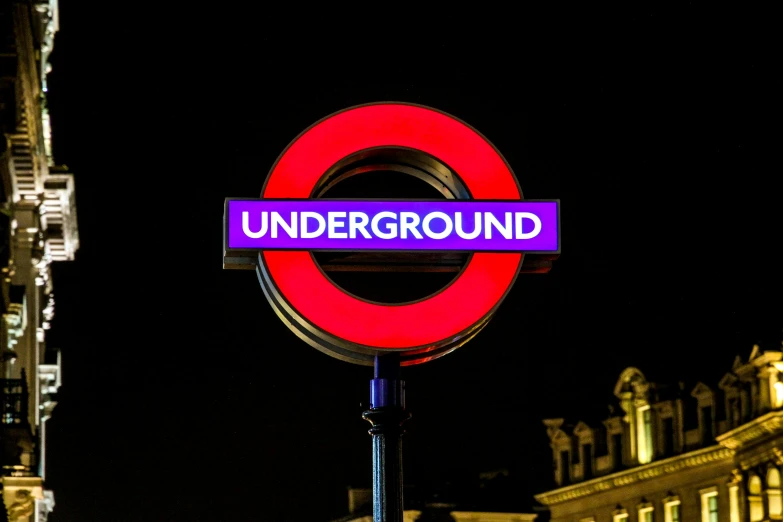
[336,484,539,522]
[536,346,783,522]
[0,1,78,521]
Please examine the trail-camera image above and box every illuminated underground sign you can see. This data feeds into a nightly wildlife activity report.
[226,199,558,252]
[223,102,561,365]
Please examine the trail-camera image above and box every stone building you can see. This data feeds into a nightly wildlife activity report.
[535,346,783,522]
[0,1,78,520]
[335,475,540,522]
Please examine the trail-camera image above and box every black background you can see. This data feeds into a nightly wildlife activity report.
[40,5,780,521]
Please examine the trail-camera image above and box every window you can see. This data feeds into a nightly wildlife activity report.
[612,433,623,468]
[559,450,570,485]
[768,467,782,517]
[741,383,752,421]
[727,397,740,426]
[700,488,719,522]
[583,443,594,479]
[709,495,719,522]
[638,505,653,522]
[571,437,580,464]
[775,381,783,409]
[671,503,681,522]
[701,405,714,442]
[637,405,654,463]
[662,416,675,456]
[613,510,629,522]
[595,426,608,457]
[749,474,763,522]
[664,498,681,522]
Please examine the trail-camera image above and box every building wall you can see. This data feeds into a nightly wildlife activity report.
[536,348,783,522]
[340,487,539,522]
[0,1,78,521]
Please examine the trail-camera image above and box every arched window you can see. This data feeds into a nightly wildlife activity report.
[749,474,764,522]
[750,475,762,494]
[769,468,781,488]
[767,467,781,517]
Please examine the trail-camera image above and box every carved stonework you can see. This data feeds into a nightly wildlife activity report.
[0,4,76,522]
[36,490,54,522]
[717,411,783,450]
[740,448,783,471]
[539,350,783,522]
[534,446,734,505]
[7,490,35,521]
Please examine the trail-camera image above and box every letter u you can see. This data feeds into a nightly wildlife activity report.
[242,211,268,238]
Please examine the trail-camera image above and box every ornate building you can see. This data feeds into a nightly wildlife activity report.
[0,1,78,520]
[536,346,783,522]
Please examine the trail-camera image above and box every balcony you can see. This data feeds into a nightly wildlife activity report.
[1,375,28,426]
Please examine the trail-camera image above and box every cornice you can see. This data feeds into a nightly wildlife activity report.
[739,448,783,470]
[534,445,733,506]
[716,411,783,450]
[450,513,537,522]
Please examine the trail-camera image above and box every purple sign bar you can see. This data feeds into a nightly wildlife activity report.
[226,199,559,252]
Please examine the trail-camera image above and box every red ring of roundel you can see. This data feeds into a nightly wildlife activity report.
[261,103,522,350]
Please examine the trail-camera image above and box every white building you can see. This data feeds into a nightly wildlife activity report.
[0,1,79,520]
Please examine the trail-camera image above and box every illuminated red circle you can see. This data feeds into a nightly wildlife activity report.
[261,103,522,351]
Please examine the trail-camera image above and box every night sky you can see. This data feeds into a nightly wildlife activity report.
[38,5,780,522]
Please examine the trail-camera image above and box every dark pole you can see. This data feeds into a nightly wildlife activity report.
[362,353,411,522]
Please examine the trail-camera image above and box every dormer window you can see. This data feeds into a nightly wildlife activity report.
[573,422,595,480]
[692,382,716,445]
[636,405,653,464]
[582,442,594,479]
[701,404,714,441]
[559,449,570,485]
[727,396,740,427]
[614,367,654,465]
[571,436,580,464]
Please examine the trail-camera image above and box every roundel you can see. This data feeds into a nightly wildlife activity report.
[256,103,524,365]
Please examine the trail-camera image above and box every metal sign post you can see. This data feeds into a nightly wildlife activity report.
[363,353,410,522]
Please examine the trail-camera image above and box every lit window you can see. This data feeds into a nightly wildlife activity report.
[768,468,782,517]
[709,495,719,522]
[637,405,654,464]
[749,474,763,522]
[613,509,629,522]
[700,488,719,522]
[639,505,653,522]
[664,498,681,522]
[774,381,783,408]
[770,468,782,488]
